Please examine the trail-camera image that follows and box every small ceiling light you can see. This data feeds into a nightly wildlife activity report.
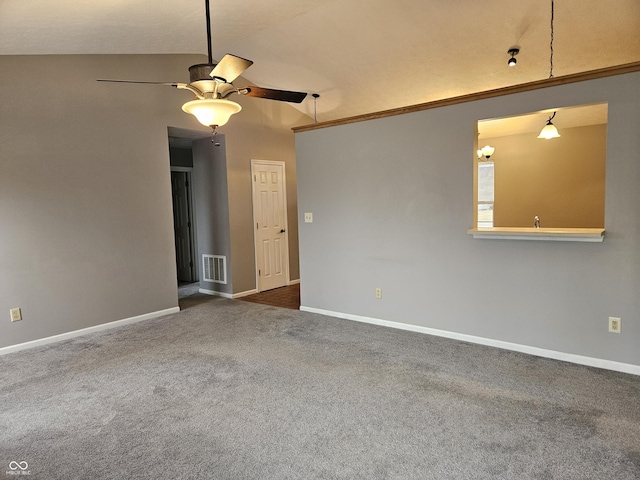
[507,48,519,67]
[480,145,495,160]
[537,111,561,139]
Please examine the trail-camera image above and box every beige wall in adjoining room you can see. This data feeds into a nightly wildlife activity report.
[488,124,606,228]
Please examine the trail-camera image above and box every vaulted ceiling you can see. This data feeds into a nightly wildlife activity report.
[1,0,639,123]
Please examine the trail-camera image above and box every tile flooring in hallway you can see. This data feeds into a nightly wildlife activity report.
[177,282,301,310]
[238,284,300,310]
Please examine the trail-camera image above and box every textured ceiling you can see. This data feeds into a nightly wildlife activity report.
[1,0,639,123]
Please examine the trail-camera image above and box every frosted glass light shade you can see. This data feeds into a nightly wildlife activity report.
[480,145,495,159]
[537,122,561,139]
[182,99,241,127]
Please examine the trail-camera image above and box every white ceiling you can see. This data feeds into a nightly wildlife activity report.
[1,0,639,123]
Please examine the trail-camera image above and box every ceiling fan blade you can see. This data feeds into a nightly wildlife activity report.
[209,54,253,83]
[97,79,181,86]
[243,87,307,103]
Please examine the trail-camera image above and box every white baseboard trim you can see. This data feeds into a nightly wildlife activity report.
[0,306,181,356]
[233,289,258,298]
[200,288,233,298]
[199,288,258,299]
[300,306,640,376]
[289,279,301,285]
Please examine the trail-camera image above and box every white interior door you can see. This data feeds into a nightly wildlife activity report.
[251,160,289,292]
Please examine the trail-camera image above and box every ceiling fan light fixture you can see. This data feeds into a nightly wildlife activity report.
[182,98,242,128]
[98,1,307,130]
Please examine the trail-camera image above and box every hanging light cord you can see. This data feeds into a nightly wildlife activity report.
[549,0,555,78]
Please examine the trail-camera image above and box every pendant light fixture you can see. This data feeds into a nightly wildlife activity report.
[537,111,561,139]
[537,0,561,140]
[507,48,519,67]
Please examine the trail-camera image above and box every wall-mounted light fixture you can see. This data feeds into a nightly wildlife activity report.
[537,111,561,139]
[507,48,520,67]
[478,145,495,160]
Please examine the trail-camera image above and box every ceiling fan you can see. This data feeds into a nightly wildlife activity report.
[98,0,307,134]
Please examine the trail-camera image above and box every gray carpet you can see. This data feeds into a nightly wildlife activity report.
[1,292,639,479]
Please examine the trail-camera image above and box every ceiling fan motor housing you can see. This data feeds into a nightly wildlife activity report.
[189,63,218,82]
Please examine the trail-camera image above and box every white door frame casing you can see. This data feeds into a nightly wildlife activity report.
[250,159,290,293]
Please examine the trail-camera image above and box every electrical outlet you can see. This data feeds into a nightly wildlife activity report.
[304,212,313,223]
[608,317,621,333]
[10,308,22,322]
[375,288,382,299]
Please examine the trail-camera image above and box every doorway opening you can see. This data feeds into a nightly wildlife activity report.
[168,127,209,286]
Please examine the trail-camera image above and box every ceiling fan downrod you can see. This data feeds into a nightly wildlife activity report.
[205,0,214,65]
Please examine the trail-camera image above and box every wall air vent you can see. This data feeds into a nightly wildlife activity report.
[203,255,227,284]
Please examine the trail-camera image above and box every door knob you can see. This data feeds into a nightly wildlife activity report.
[279,229,286,233]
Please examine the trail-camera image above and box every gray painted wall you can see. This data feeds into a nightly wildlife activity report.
[192,137,233,295]
[0,54,308,349]
[295,72,640,367]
